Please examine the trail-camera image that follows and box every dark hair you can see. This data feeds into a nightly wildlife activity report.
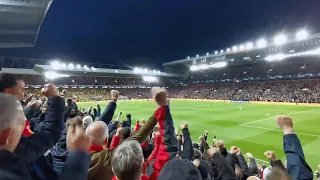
[0,73,19,92]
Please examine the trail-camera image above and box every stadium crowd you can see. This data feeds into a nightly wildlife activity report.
[25,78,320,103]
[0,73,319,180]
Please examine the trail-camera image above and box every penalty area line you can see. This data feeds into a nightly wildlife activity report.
[239,124,320,138]
[239,109,315,125]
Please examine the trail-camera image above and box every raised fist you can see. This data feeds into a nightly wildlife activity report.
[116,127,123,136]
[230,146,239,154]
[151,87,167,106]
[110,90,119,100]
[126,114,131,119]
[181,122,188,129]
[42,84,59,97]
[67,124,92,153]
[264,151,277,161]
[276,115,294,135]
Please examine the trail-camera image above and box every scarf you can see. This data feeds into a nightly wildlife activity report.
[89,144,104,153]
[22,120,34,137]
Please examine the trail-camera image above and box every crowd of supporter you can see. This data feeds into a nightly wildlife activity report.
[25,78,320,103]
[0,73,319,180]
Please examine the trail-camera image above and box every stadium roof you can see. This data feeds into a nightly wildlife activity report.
[0,0,53,48]
[33,64,184,78]
[163,32,320,66]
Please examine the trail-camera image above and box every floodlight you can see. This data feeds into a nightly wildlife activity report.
[91,66,96,70]
[187,56,190,59]
[196,54,199,57]
[190,65,198,71]
[296,29,308,40]
[76,64,81,69]
[232,46,238,52]
[143,69,149,73]
[50,61,61,69]
[226,48,231,52]
[239,45,245,51]
[265,53,285,61]
[61,63,67,68]
[246,42,254,49]
[44,71,69,80]
[274,34,287,45]
[206,52,209,56]
[157,70,161,73]
[115,70,118,73]
[68,63,74,69]
[214,51,218,54]
[84,65,88,69]
[210,61,227,68]
[199,64,209,70]
[152,70,157,73]
[257,39,267,48]
[220,50,224,53]
[142,76,158,82]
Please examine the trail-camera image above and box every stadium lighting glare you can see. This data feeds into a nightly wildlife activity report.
[142,76,158,83]
[257,39,267,48]
[246,42,254,50]
[214,51,218,54]
[206,52,209,56]
[196,54,199,57]
[239,45,245,51]
[274,34,287,45]
[84,65,88,70]
[50,61,61,69]
[232,46,238,52]
[91,66,96,70]
[190,65,198,71]
[265,53,285,61]
[115,70,118,73]
[296,29,308,40]
[44,71,69,80]
[68,63,74,69]
[226,48,231,52]
[199,64,209,70]
[152,70,157,73]
[76,64,81,69]
[157,70,161,73]
[210,61,227,68]
[220,50,224,53]
[61,63,67,68]
[187,56,190,59]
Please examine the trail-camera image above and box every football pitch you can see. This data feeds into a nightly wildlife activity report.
[78,100,320,169]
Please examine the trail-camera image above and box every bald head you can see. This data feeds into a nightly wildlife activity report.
[85,121,108,145]
[217,140,225,148]
[0,93,23,131]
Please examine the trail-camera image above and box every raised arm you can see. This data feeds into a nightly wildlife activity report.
[15,84,65,162]
[276,115,313,180]
[181,123,193,161]
[150,88,178,180]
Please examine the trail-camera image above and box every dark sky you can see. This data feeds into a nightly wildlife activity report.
[3,0,320,68]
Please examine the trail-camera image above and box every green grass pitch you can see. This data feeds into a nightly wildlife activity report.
[78,100,320,170]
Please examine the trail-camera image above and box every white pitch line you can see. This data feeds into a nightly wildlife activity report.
[240,124,320,137]
[240,109,314,125]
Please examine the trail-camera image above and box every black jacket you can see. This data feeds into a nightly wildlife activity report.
[0,96,65,180]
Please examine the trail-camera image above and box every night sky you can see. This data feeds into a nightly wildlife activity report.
[2,0,320,68]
